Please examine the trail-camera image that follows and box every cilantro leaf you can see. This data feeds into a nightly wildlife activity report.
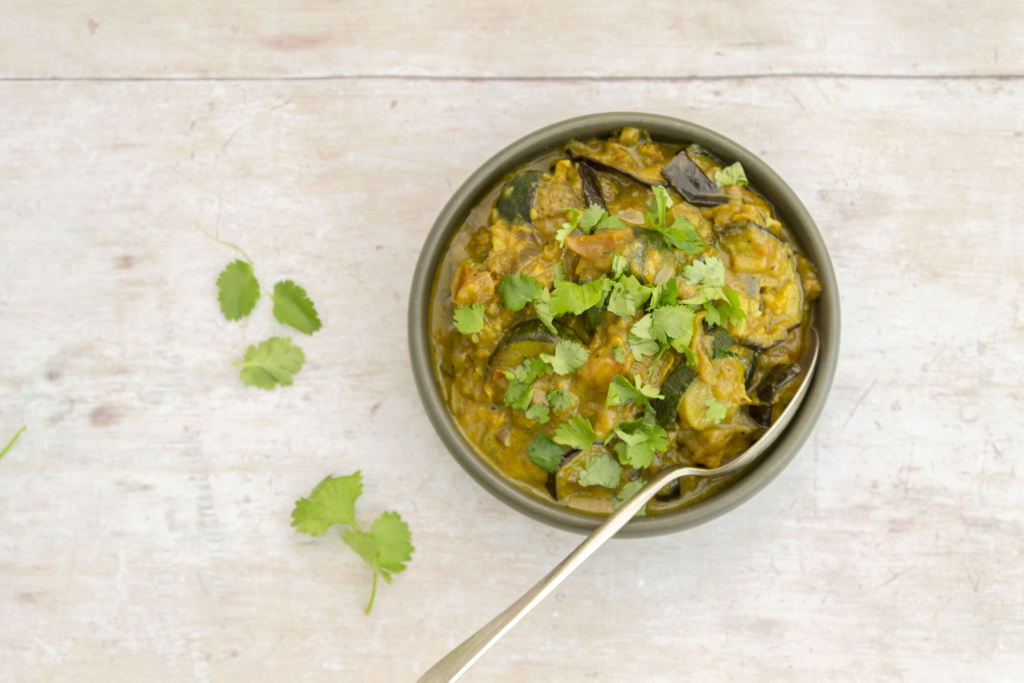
[661,215,709,255]
[503,358,552,411]
[644,185,673,232]
[498,274,544,311]
[549,278,609,318]
[606,374,664,409]
[217,260,260,321]
[650,306,694,345]
[578,453,622,489]
[578,204,627,234]
[453,304,485,334]
[293,472,413,615]
[607,276,654,318]
[271,280,322,335]
[234,337,305,390]
[528,433,565,473]
[547,390,575,412]
[291,472,362,535]
[705,397,728,424]
[0,426,26,462]
[714,162,748,188]
[540,340,590,375]
[614,480,648,516]
[553,416,600,451]
[369,511,413,582]
[525,404,550,424]
[556,208,580,247]
[532,290,556,333]
[704,287,747,328]
[503,381,534,411]
[627,314,661,361]
[613,345,626,363]
[613,410,669,468]
[681,257,728,306]
[611,253,629,278]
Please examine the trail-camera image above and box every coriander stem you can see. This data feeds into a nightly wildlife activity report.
[195,221,254,265]
[365,572,378,615]
[0,425,26,461]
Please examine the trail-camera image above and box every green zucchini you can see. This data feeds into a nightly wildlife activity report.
[495,170,542,226]
[651,360,699,429]
[487,319,581,367]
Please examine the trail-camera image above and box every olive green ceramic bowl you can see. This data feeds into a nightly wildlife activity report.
[408,112,839,538]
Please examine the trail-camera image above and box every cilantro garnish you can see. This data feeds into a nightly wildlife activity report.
[271,280,322,335]
[613,345,626,364]
[606,374,664,409]
[611,253,628,278]
[714,162,748,188]
[547,389,575,413]
[528,433,564,473]
[217,260,260,321]
[705,397,728,424]
[549,277,610,318]
[553,416,600,451]
[292,472,413,615]
[540,340,590,376]
[556,208,580,247]
[452,304,485,334]
[607,275,655,318]
[613,410,669,468]
[233,337,305,390]
[498,274,544,312]
[578,453,622,489]
[502,358,552,411]
[578,204,626,234]
[525,404,551,424]
[680,257,746,327]
[650,306,694,345]
[0,426,26,462]
[614,480,648,516]
[627,314,661,361]
[643,186,709,255]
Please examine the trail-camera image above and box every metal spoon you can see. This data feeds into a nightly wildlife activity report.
[418,329,820,683]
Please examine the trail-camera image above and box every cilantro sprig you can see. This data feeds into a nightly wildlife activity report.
[644,186,709,255]
[453,304,485,335]
[528,433,564,472]
[557,204,626,246]
[292,472,413,615]
[540,340,590,376]
[705,397,728,424]
[606,374,663,409]
[0,426,26,462]
[714,162,748,188]
[578,453,622,489]
[613,410,669,468]
[553,416,600,451]
[680,257,746,328]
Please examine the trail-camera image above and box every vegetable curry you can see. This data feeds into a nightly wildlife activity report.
[431,127,820,516]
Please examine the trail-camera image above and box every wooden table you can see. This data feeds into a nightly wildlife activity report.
[2,3,1022,681]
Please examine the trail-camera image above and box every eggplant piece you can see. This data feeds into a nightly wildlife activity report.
[488,319,581,367]
[496,170,542,226]
[661,150,728,207]
[567,129,666,186]
[742,349,760,392]
[747,404,773,429]
[756,363,801,404]
[624,228,675,285]
[552,446,618,502]
[546,449,578,500]
[718,222,805,349]
[651,361,700,429]
[577,163,606,210]
[654,477,681,502]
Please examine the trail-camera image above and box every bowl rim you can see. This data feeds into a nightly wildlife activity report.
[408,112,840,538]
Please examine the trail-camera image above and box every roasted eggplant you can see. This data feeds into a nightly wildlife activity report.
[661,150,728,207]
[651,361,700,429]
[577,162,606,210]
[496,170,542,225]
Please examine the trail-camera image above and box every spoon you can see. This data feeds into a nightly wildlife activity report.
[418,329,820,683]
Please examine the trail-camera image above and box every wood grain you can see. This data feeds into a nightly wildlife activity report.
[1,4,1023,682]
[0,0,1021,79]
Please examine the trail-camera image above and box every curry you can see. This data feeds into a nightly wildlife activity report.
[431,127,820,516]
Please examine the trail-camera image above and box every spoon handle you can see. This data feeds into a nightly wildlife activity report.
[416,466,681,683]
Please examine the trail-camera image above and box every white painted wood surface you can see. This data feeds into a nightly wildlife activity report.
[1,4,1023,682]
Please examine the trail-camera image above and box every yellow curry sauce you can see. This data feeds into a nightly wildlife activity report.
[431,128,820,516]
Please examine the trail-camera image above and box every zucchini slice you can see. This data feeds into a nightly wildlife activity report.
[496,170,542,226]
[651,360,700,429]
[487,319,581,367]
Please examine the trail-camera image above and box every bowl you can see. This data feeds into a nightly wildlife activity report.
[408,112,840,537]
